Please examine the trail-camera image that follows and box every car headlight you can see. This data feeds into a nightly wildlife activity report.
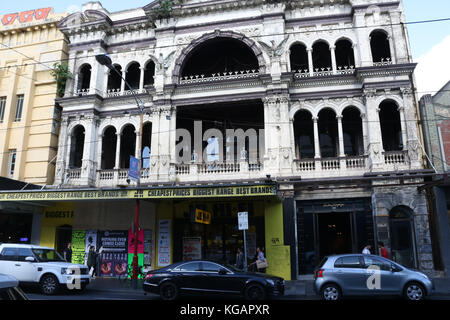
[61,268,74,275]
[266,279,275,286]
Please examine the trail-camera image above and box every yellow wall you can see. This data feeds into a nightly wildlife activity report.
[40,202,74,248]
[265,200,291,280]
[0,9,68,185]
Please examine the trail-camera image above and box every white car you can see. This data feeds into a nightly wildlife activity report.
[0,274,28,300]
[0,243,90,295]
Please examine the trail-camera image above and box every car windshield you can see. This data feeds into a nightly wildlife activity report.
[31,249,65,262]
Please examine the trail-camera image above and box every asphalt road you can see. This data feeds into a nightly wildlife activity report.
[22,286,450,301]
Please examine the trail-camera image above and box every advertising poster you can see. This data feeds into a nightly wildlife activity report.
[183,237,202,261]
[128,229,144,254]
[157,220,171,267]
[98,231,128,277]
[246,232,257,260]
[84,230,97,265]
[71,230,86,265]
[144,230,152,266]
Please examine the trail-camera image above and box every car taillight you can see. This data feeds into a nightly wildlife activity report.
[315,269,324,278]
[145,273,154,280]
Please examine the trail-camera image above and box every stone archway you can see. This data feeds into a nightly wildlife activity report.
[172,30,267,84]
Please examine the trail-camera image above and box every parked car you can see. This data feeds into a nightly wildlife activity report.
[0,274,28,300]
[143,260,285,300]
[0,243,90,295]
[314,254,434,301]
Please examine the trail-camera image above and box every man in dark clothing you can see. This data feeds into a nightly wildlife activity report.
[235,248,244,270]
[63,242,72,263]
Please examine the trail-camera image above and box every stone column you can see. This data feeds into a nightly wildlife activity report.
[387,35,396,64]
[361,112,369,155]
[120,71,126,94]
[97,133,103,170]
[103,69,110,96]
[81,115,99,186]
[390,10,409,64]
[337,115,345,157]
[364,90,385,171]
[307,48,314,76]
[330,46,337,74]
[402,88,422,169]
[353,11,372,67]
[398,106,408,150]
[139,66,145,92]
[54,117,69,185]
[135,129,141,159]
[115,132,121,169]
[313,116,321,159]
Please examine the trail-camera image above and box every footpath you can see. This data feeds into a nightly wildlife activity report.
[85,276,450,298]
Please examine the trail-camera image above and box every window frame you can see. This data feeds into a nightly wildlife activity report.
[173,262,202,273]
[0,97,6,123]
[334,255,363,269]
[7,149,17,178]
[14,95,24,122]
[0,247,19,261]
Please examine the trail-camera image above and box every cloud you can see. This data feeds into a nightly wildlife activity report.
[414,35,450,98]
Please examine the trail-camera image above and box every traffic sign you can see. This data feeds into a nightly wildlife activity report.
[238,212,248,230]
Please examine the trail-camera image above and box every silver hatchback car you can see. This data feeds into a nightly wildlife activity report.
[314,254,434,300]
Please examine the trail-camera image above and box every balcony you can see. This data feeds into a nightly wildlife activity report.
[293,155,368,178]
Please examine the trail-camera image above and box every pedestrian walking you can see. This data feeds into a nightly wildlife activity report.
[362,244,372,255]
[63,242,72,262]
[87,246,98,278]
[235,248,245,270]
[378,241,390,259]
[249,247,268,273]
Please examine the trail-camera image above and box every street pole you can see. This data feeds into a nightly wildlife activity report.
[243,229,248,272]
[132,112,144,289]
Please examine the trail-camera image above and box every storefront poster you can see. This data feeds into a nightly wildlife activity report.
[71,230,86,265]
[183,237,202,261]
[98,231,128,277]
[84,230,97,265]
[246,232,257,260]
[144,230,152,266]
[128,229,144,254]
[158,220,171,267]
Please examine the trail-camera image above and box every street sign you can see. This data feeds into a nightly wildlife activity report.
[129,156,139,181]
[194,208,211,225]
[238,212,248,230]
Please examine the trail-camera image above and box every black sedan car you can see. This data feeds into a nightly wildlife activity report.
[143,260,285,300]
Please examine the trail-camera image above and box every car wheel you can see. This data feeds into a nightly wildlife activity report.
[40,274,60,295]
[404,282,425,301]
[245,283,266,300]
[160,282,179,301]
[321,284,341,301]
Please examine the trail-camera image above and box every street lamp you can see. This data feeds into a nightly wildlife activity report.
[96,54,145,289]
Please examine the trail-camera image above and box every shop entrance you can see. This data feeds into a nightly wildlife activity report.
[297,198,374,274]
[55,225,72,255]
[173,201,265,266]
[317,212,352,257]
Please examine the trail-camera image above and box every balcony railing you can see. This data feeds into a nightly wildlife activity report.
[384,151,408,165]
[179,70,260,85]
[321,158,340,170]
[293,155,368,177]
[198,162,240,174]
[294,66,355,79]
[294,159,315,171]
[67,168,81,180]
[373,58,393,67]
[346,155,367,169]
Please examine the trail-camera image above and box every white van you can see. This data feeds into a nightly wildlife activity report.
[0,243,90,295]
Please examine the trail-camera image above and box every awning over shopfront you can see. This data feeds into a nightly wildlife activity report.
[0,184,277,203]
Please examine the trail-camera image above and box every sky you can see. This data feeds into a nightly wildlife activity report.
[1,0,449,97]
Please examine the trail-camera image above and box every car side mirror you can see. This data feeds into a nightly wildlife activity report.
[25,256,36,262]
[218,268,228,275]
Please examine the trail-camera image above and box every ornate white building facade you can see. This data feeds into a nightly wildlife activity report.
[54,0,436,275]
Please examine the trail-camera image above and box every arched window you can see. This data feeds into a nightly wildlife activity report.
[342,107,363,156]
[142,122,152,168]
[180,37,259,78]
[125,62,141,91]
[78,64,91,91]
[293,110,315,159]
[370,30,391,63]
[389,206,416,268]
[312,41,332,71]
[318,109,338,158]
[144,61,156,86]
[335,39,355,68]
[120,124,136,169]
[107,64,122,92]
[101,127,117,170]
[379,100,403,151]
[69,125,85,169]
[289,43,309,73]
